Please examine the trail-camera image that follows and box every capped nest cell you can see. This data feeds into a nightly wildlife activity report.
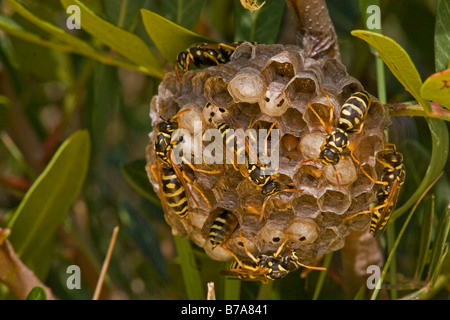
[145,42,388,267]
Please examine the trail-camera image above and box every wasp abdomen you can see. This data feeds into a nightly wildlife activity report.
[338,90,371,133]
[161,166,189,219]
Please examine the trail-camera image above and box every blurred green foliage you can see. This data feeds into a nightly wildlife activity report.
[0,0,448,300]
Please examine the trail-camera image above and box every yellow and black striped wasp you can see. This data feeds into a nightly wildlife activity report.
[204,102,261,178]
[300,90,372,189]
[245,120,303,221]
[221,233,325,283]
[151,109,217,219]
[343,143,406,235]
[205,102,301,221]
[204,209,239,249]
[175,41,249,83]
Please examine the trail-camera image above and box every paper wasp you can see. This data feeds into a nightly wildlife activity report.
[221,233,325,283]
[343,143,405,235]
[245,120,302,221]
[207,210,239,249]
[152,109,218,218]
[175,41,249,82]
[300,90,372,189]
[204,102,261,178]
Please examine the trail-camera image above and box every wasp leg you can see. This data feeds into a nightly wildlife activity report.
[238,232,259,264]
[342,202,388,223]
[180,169,212,209]
[218,43,238,51]
[307,102,333,135]
[273,235,290,258]
[202,51,221,65]
[320,89,337,127]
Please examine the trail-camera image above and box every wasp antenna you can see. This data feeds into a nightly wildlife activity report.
[307,102,332,134]
[297,262,327,271]
[259,196,271,221]
[173,108,192,119]
[282,188,303,194]
[299,158,319,165]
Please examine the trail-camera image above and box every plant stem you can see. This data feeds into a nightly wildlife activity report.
[312,252,333,300]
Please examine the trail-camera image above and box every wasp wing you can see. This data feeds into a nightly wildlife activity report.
[372,179,401,236]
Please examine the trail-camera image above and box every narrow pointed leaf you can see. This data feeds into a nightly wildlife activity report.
[60,0,164,78]
[435,0,450,72]
[119,203,168,282]
[2,1,146,73]
[351,30,431,113]
[234,0,285,44]
[120,159,161,206]
[6,0,98,56]
[0,15,73,53]
[8,130,90,278]
[140,9,213,63]
[161,0,207,29]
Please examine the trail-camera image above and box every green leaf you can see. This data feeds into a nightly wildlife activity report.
[102,0,145,30]
[120,159,161,206]
[420,68,450,110]
[2,0,147,73]
[8,130,91,278]
[140,8,213,63]
[60,0,164,78]
[173,235,204,300]
[26,286,47,300]
[435,0,450,72]
[223,275,241,300]
[0,15,73,52]
[351,30,431,113]
[234,0,285,44]
[119,202,168,282]
[161,0,207,29]
[6,0,98,56]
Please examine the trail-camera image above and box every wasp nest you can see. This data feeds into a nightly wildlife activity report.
[146,42,388,266]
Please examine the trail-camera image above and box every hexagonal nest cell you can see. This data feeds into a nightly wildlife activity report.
[145,42,389,266]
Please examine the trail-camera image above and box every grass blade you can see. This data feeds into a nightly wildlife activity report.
[312,251,333,300]
[173,235,205,300]
[223,274,241,300]
[414,195,435,280]
[427,205,450,286]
